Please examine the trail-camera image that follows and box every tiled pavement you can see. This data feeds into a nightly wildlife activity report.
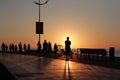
[0,53,120,80]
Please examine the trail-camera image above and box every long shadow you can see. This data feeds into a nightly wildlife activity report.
[63,60,72,80]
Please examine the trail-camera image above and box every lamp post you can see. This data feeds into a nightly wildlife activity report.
[33,0,49,43]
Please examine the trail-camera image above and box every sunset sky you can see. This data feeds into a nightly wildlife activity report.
[0,0,120,50]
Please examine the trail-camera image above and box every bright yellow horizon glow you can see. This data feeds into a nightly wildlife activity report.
[0,0,120,50]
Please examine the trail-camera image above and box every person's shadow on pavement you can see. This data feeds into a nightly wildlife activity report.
[63,61,72,80]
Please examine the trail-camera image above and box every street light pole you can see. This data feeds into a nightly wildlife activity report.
[38,0,40,43]
[33,0,49,43]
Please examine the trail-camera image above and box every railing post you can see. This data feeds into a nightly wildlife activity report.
[109,47,115,62]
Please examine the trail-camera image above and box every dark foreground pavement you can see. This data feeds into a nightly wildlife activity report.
[0,53,120,80]
[0,63,16,80]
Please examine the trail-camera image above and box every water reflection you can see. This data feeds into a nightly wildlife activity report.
[63,60,72,80]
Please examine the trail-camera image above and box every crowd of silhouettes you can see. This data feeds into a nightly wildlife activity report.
[1,38,73,60]
[1,42,31,53]
[1,40,58,55]
[37,40,58,55]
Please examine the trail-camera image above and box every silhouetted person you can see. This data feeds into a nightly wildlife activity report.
[37,41,41,53]
[65,37,71,60]
[2,42,5,52]
[5,45,8,53]
[48,41,52,53]
[11,43,15,52]
[43,40,48,54]
[24,44,27,52]
[15,45,17,52]
[9,44,12,52]
[18,42,22,52]
[27,44,30,52]
[54,43,58,53]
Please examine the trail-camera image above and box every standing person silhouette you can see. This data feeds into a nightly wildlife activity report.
[2,42,5,53]
[54,43,58,54]
[65,37,71,61]
[37,41,41,54]
[43,40,48,55]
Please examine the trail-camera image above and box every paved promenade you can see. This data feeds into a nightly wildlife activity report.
[0,53,120,80]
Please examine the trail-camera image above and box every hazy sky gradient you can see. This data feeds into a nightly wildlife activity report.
[0,0,120,49]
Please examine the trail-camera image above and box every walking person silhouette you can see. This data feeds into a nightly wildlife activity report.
[65,37,71,61]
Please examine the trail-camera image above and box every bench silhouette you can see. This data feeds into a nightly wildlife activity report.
[79,48,107,60]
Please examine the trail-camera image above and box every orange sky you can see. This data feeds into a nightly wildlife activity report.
[0,0,120,50]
